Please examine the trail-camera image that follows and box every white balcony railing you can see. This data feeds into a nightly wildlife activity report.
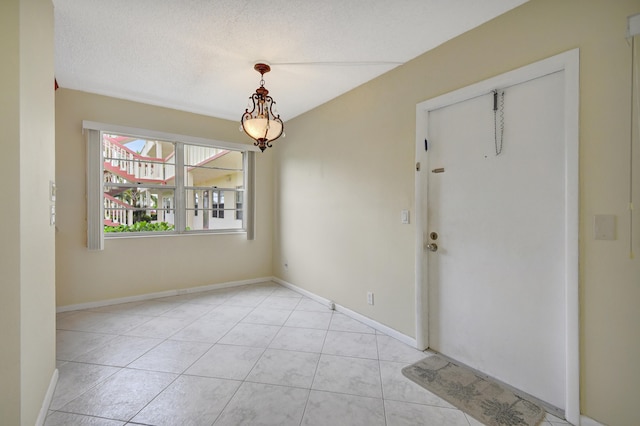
[104,195,133,226]
[103,138,172,181]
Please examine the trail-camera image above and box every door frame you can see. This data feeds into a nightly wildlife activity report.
[414,49,579,423]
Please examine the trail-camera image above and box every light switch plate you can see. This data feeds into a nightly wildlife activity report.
[49,180,56,202]
[401,210,410,224]
[594,214,616,240]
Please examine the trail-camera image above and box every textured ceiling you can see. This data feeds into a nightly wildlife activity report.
[53,0,528,122]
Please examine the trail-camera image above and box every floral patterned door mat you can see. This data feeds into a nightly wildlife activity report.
[402,354,546,426]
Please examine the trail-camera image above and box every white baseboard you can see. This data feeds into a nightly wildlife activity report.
[36,368,58,426]
[57,276,273,312]
[271,277,333,306]
[272,277,417,347]
[580,415,607,426]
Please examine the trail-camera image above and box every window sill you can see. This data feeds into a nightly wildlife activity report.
[103,229,247,240]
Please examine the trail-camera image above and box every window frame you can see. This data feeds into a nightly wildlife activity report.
[85,121,257,250]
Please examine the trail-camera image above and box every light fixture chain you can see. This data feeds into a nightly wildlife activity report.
[494,90,505,156]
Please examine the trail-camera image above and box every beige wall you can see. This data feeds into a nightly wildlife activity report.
[55,90,273,306]
[1,0,56,424]
[20,0,57,422]
[274,1,640,425]
[0,1,23,423]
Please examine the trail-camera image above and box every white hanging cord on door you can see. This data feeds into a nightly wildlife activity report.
[493,90,505,155]
[629,35,638,259]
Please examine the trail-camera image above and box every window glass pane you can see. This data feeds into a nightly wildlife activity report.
[235,186,244,220]
[184,146,244,231]
[102,134,176,234]
[104,186,175,233]
[184,147,243,187]
[103,135,175,185]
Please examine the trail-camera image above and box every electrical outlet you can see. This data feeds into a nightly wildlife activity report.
[367,291,374,305]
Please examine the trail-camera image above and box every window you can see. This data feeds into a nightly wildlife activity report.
[103,136,176,233]
[212,189,225,219]
[85,122,256,249]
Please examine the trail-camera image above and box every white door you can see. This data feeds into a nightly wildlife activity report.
[426,71,566,409]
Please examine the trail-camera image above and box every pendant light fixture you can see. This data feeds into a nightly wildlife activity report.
[240,63,284,152]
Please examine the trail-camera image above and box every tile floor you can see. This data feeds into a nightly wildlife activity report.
[49,281,570,426]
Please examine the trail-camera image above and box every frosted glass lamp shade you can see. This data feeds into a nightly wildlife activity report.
[242,117,283,143]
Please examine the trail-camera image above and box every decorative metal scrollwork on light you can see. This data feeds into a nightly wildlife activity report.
[240,63,284,152]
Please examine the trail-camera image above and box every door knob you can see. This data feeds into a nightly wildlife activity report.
[426,243,438,252]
